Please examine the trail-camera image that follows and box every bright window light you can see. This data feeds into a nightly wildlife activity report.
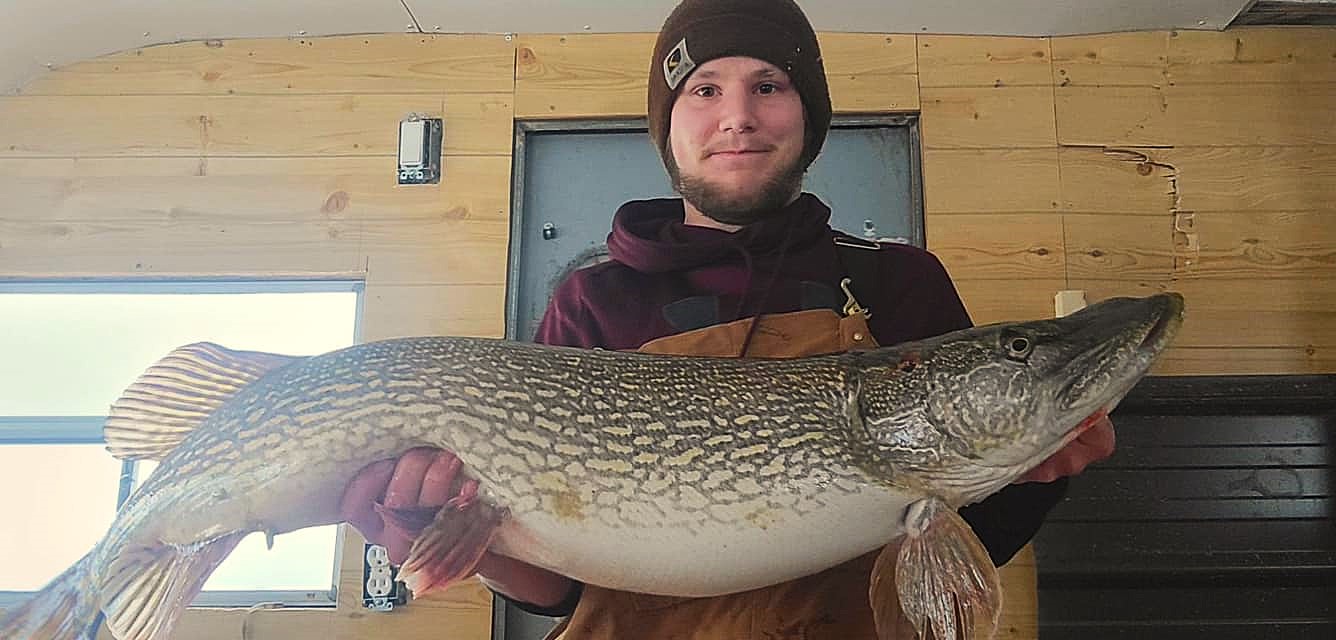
[0,445,122,591]
[0,282,360,604]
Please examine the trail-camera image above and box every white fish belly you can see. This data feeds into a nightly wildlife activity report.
[491,488,914,597]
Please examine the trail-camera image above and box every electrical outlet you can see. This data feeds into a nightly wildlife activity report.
[362,543,409,611]
[366,544,390,568]
[367,568,394,598]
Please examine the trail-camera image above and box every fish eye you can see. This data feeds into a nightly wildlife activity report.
[1005,335,1033,360]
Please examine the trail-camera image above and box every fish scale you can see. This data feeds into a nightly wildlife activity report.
[0,292,1184,640]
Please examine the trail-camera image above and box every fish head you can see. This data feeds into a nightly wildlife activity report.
[855,292,1184,503]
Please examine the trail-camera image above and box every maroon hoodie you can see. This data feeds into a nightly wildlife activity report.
[523,193,1067,584]
[533,193,974,350]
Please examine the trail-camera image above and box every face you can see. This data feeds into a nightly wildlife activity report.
[666,56,807,226]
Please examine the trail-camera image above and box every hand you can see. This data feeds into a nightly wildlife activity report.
[340,447,465,564]
[1014,414,1115,484]
[339,447,578,608]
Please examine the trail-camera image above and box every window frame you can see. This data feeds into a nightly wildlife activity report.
[0,277,365,611]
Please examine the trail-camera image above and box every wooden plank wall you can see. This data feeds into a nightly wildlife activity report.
[1,24,1332,640]
[0,34,509,640]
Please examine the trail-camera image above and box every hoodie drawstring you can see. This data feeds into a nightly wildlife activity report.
[736,219,799,358]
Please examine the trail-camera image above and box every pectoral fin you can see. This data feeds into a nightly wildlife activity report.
[397,499,509,597]
[870,498,1001,640]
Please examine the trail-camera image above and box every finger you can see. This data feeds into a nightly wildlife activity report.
[1084,417,1117,460]
[419,450,464,508]
[385,447,441,509]
[386,532,415,566]
[1016,445,1084,484]
[1014,462,1060,484]
[471,550,500,580]
[1058,420,1117,476]
[339,459,397,540]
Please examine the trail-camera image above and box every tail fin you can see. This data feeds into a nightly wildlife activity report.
[0,551,102,640]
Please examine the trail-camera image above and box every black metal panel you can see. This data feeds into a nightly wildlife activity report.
[1232,1,1336,26]
[1035,374,1336,638]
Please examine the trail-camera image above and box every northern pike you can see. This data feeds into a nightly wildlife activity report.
[1,292,1184,640]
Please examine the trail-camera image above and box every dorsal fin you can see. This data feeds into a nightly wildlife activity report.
[104,342,301,461]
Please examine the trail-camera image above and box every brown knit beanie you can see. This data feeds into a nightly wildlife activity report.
[648,0,831,172]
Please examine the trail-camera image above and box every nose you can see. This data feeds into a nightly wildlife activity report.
[717,90,758,134]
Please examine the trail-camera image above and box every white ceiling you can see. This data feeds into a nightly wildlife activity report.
[2,0,1256,95]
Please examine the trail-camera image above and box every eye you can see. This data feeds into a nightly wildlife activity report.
[691,85,717,98]
[757,82,778,95]
[1005,335,1033,361]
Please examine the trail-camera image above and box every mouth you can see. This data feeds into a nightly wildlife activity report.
[1138,296,1183,352]
[1065,406,1108,440]
[708,148,769,158]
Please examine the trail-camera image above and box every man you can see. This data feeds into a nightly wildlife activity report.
[341,0,1115,637]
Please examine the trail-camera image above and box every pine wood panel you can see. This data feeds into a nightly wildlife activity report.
[89,578,492,640]
[918,36,1054,88]
[1054,29,1336,88]
[1166,28,1336,85]
[515,34,652,119]
[923,149,1061,213]
[1070,210,1336,281]
[514,32,919,119]
[926,214,1065,280]
[360,283,506,341]
[820,33,918,77]
[818,33,920,112]
[0,156,201,177]
[997,544,1039,640]
[0,215,363,275]
[829,73,920,113]
[1166,146,1336,213]
[1063,213,1176,280]
[1153,346,1336,376]
[920,86,1057,149]
[19,34,516,96]
[1055,83,1336,147]
[953,278,1069,325]
[1060,145,1336,214]
[0,93,513,157]
[0,156,511,283]
[1051,32,1170,87]
[1058,146,1177,214]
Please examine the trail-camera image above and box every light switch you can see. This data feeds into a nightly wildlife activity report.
[397,116,443,185]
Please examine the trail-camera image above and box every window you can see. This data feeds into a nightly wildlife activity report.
[0,279,362,609]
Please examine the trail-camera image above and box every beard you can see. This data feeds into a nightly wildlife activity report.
[666,150,806,226]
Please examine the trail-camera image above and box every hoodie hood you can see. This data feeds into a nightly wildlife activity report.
[606,193,835,275]
[602,193,844,338]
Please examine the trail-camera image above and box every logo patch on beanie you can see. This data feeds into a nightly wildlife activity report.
[663,37,696,90]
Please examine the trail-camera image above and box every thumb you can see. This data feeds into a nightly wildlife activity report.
[340,459,398,541]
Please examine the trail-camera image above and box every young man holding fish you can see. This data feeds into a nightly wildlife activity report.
[342,0,1116,637]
